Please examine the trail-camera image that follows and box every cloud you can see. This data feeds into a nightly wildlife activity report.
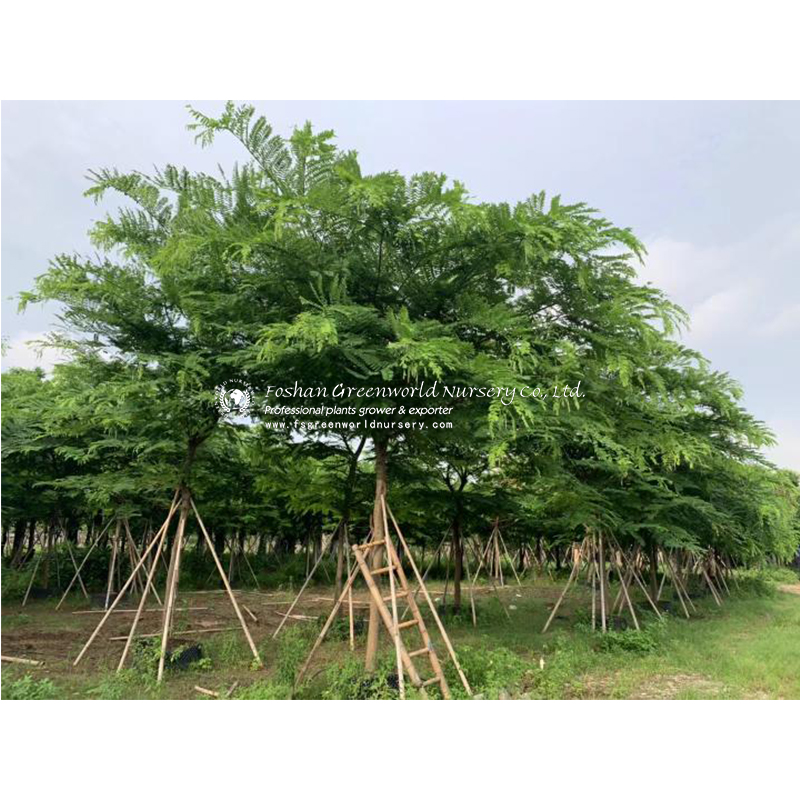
[760,303,800,338]
[638,215,800,473]
[640,213,800,348]
[1,331,67,373]
[764,418,800,473]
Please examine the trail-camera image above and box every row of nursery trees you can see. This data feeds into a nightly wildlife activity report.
[3,103,799,641]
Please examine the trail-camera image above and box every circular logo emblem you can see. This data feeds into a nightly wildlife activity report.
[215,381,253,417]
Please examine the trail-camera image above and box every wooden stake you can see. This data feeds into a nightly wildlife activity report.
[352,545,427,696]
[294,552,368,688]
[65,541,90,601]
[22,552,43,607]
[157,498,189,682]
[111,627,237,641]
[614,551,640,630]
[2,655,44,666]
[117,517,170,672]
[608,534,663,619]
[272,522,337,639]
[105,520,122,610]
[542,539,585,633]
[345,526,355,651]
[463,544,477,628]
[190,497,263,667]
[386,502,472,696]
[56,522,109,610]
[381,508,405,699]
[497,527,523,586]
[73,493,180,666]
[400,529,448,621]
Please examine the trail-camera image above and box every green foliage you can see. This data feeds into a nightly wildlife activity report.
[233,681,293,700]
[731,571,779,598]
[321,655,403,700]
[274,626,318,686]
[446,645,533,699]
[593,619,665,654]
[2,674,60,700]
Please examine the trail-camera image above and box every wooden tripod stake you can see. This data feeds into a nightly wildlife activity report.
[294,501,471,699]
[73,488,263,681]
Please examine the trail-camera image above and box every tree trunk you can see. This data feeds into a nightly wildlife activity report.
[334,517,350,608]
[214,528,226,558]
[26,518,37,559]
[452,513,463,613]
[10,518,27,566]
[649,539,659,601]
[365,438,388,672]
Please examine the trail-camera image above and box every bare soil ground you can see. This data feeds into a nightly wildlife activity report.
[3,577,798,699]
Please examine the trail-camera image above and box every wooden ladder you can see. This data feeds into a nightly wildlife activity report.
[352,535,452,699]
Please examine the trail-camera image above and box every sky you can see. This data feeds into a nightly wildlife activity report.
[2,101,799,469]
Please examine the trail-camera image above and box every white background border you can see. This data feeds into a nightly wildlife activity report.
[1,1,797,795]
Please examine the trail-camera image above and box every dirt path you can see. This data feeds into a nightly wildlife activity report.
[778,584,800,596]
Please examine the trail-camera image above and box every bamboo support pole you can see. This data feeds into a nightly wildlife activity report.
[608,534,662,619]
[463,544,477,627]
[386,502,471,697]
[157,500,189,682]
[497,528,523,586]
[382,510,405,699]
[112,627,237,641]
[294,551,371,688]
[117,517,170,672]
[73,493,180,666]
[598,533,607,632]
[699,563,723,606]
[272,522,337,639]
[190,498,262,668]
[56,520,112,610]
[542,539,585,633]
[663,554,691,618]
[22,553,43,607]
[345,527,355,651]
[352,546,427,696]
[400,530,448,621]
[469,535,511,620]
[65,542,90,601]
[2,655,44,666]
[614,552,640,630]
[105,521,122,610]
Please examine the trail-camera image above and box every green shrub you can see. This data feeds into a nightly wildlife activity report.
[732,571,778,597]
[1,562,37,601]
[594,619,664,654]
[527,637,594,698]
[322,654,402,700]
[234,681,293,699]
[86,670,145,699]
[446,645,532,699]
[2,674,60,700]
[274,626,317,685]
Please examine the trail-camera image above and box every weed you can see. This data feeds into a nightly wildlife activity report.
[595,624,662,654]
[446,645,533,699]
[322,654,402,699]
[2,673,60,700]
[234,681,293,699]
[274,626,317,685]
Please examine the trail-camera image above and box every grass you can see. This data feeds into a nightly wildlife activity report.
[3,567,798,699]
